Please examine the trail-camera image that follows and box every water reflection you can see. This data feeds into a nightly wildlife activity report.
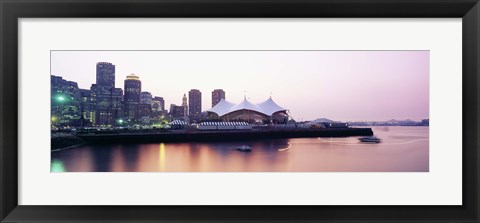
[50,160,65,172]
[51,126,429,172]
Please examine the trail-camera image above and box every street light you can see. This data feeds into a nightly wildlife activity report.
[55,95,67,128]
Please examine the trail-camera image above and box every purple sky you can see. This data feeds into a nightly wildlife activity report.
[51,51,429,121]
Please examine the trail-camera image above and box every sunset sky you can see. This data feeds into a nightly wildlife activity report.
[51,50,429,121]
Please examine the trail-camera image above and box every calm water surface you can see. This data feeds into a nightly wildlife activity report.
[51,126,429,172]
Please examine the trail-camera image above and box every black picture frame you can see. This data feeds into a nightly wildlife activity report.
[1,0,479,222]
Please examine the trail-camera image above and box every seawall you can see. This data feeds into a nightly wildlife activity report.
[51,135,87,151]
[77,128,373,144]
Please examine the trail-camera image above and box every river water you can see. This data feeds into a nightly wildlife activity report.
[51,126,429,172]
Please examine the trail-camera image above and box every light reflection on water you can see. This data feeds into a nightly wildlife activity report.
[51,126,429,172]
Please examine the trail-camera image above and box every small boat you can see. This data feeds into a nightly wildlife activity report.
[358,136,381,143]
[236,145,252,152]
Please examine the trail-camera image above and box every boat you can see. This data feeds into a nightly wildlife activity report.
[236,145,252,152]
[358,136,381,143]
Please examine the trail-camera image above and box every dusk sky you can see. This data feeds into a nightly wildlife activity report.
[51,51,429,121]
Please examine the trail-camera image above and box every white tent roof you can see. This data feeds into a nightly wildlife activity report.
[227,97,265,114]
[207,97,288,117]
[206,99,236,117]
[257,97,287,116]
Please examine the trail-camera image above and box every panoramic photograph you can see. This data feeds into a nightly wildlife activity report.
[50,50,429,172]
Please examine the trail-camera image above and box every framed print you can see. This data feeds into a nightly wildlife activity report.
[1,0,479,222]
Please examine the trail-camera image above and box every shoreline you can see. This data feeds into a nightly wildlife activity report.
[51,142,87,152]
[75,127,374,144]
[51,135,87,151]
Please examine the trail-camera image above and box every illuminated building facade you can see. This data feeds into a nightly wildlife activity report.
[91,62,122,126]
[152,96,165,112]
[79,89,94,125]
[51,75,82,127]
[188,89,202,119]
[139,91,153,117]
[124,73,141,120]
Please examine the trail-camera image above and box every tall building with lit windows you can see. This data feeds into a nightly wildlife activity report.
[139,91,153,117]
[96,62,115,89]
[211,89,225,107]
[152,96,165,112]
[188,89,202,119]
[124,73,141,120]
[79,89,94,126]
[91,62,122,126]
[51,75,82,127]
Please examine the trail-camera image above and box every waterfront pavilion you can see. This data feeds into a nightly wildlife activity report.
[206,97,289,124]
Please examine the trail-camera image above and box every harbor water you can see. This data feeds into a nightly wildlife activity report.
[51,126,429,172]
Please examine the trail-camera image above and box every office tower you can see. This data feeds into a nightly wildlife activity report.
[152,96,165,112]
[124,73,141,120]
[139,91,152,117]
[91,85,122,126]
[169,104,185,119]
[188,89,202,118]
[96,62,115,89]
[79,89,94,125]
[92,62,122,126]
[140,92,152,105]
[211,89,225,107]
[51,75,82,127]
[111,88,123,123]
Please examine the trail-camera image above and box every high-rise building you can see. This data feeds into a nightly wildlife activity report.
[169,104,185,119]
[91,62,122,126]
[51,75,82,127]
[140,92,153,105]
[111,88,123,122]
[139,91,153,117]
[91,84,123,126]
[151,96,167,120]
[79,89,94,125]
[96,62,115,89]
[124,73,141,121]
[188,89,202,118]
[152,96,165,112]
[211,89,225,107]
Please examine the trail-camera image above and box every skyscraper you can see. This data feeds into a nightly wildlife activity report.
[96,62,115,89]
[211,89,225,107]
[188,89,202,119]
[79,89,94,125]
[124,73,141,120]
[91,62,122,126]
[139,91,153,117]
[152,96,165,112]
[111,88,123,123]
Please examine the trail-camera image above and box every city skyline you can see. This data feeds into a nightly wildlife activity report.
[51,51,429,121]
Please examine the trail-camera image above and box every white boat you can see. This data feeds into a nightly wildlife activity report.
[236,145,252,152]
[358,136,381,143]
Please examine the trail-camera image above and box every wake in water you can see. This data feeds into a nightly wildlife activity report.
[307,138,429,146]
[278,143,292,151]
